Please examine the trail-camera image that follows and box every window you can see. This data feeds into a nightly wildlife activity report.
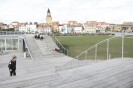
[6,38,12,50]
[0,39,5,50]
[13,39,18,50]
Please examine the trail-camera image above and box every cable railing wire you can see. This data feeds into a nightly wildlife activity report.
[55,34,133,72]
[49,32,68,56]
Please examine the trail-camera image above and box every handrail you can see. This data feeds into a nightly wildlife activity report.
[55,33,133,72]
[50,32,68,55]
[0,31,24,35]
[0,34,33,59]
[55,35,123,72]
[54,37,67,51]
[74,35,121,58]
[21,34,34,59]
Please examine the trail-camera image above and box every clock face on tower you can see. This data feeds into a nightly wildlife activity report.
[46,8,52,24]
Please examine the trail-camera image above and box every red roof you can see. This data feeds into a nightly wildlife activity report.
[37,24,51,29]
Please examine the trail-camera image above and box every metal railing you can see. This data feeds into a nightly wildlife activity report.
[49,32,68,55]
[0,31,24,35]
[55,34,133,71]
[0,33,33,59]
[18,35,34,59]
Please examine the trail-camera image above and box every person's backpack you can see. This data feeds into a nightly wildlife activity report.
[8,61,11,68]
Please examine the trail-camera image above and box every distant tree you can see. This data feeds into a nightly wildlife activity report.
[7,28,14,31]
[71,28,74,34]
[0,28,14,31]
[61,28,64,32]
[106,26,111,31]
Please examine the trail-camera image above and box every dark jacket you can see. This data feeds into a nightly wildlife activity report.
[9,60,16,70]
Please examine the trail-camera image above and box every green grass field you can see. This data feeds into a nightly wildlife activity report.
[56,35,110,58]
[56,35,133,59]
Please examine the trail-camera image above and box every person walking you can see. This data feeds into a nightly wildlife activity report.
[8,56,17,76]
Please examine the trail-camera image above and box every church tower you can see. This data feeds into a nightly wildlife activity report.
[46,8,52,24]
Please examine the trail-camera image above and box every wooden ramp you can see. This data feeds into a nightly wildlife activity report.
[1,34,133,88]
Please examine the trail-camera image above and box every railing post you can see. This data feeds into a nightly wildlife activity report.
[107,39,109,60]
[62,48,64,54]
[18,37,19,50]
[95,44,97,62]
[11,38,13,50]
[122,35,124,60]
[5,38,6,50]
[78,56,79,67]
[71,59,72,69]
[86,50,88,65]
[109,54,111,60]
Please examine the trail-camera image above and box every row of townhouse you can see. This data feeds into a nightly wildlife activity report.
[112,22,133,32]
[19,21,133,33]
[6,21,133,33]
[19,22,38,33]
[0,21,109,34]
[59,21,109,34]
[0,22,9,29]
[1,21,133,33]
[0,21,110,34]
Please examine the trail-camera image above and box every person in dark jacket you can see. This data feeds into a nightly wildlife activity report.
[40,36,43,41]
[9,56,17,76]
[38,35,40,39]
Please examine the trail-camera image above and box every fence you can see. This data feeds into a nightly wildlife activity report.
[0,33,33,59]
[0,31,24,35]
[49,33,68,55]
[55,34,133,71]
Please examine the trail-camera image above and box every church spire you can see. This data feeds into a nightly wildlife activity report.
[46,8,52,24]
[47,8,50,13]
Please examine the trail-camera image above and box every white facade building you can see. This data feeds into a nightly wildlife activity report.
[19,26,27,32]
[74,26,83,33]
[59,25,68,34]
[26,24,37,33]
[59,25,64,33]
[18,22,37,33]
[84,26,97,33]
[37,28,51,33]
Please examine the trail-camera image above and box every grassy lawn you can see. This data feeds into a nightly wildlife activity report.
[56,35,111,58]
[56,35,133,59]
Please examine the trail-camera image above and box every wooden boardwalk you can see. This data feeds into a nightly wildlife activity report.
[0,34,133,88]
[0,55,133,88]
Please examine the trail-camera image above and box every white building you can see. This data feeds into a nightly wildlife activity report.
[59,25,83,34]
[84,26,97,33]
[26,22,37,33]
[97,22,109,33]
[18,22,37,33]
[74,26,83,34]
[19,23,27,32]
[19,26,27,32]
[83,23,97,33]
[9,22,19,30]
[59,25,64,33]
[37,28,51,33]
[59,25,68,34]
[37,24,52,33]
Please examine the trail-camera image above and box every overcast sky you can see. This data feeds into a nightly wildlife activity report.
[0,0,133,24]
